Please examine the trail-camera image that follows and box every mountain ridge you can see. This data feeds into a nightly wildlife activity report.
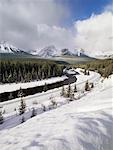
[0,41,30,55]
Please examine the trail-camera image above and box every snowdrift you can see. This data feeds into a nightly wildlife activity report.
[0,74,112,150]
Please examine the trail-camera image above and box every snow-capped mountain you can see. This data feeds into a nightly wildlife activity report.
[37,45,58,58]
[0,41,30,55]
[37,46,92,58]
[61,48,74,56]
[74,49,89,57]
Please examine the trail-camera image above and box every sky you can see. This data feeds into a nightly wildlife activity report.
[0,0,113,55]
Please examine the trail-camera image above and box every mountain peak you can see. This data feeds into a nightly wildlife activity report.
[0,41,30,55]
[61,48,73,56]
[0,41,17,53]
[37,45,58,58]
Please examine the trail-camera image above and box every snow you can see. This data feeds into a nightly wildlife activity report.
[63,68,79,75]
[37,45,58,57]
[0,69,99,114]
[0,76,68,94]
[0,41,21,53]
[0,70,112,150]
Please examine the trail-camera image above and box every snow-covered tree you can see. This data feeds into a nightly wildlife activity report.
[41,104,46,112]
[18,88,26,115]
[31,108,37,117]
[69,92,75,101]
[85,80,90,91]
[66,84,71,97]
[84,69,87,75]
[90,82,94,88]
[19,98,26,115]
[18,87,24,98]
[87,70,90,75]
[21,116,25,123]
[74,84,77,92]
[0,111,4,124]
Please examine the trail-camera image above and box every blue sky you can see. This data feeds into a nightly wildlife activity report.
[59,0,112,26]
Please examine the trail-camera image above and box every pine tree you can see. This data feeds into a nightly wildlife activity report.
[41,104,46,112]
[27,71,31,82]
[66,84,71,97]
[19,98,26,115]
[18,69,22,82]
[90,82,94,88]
[5,70,8,83]
[18,87,24,97]
[0,111,4,124]
[87,70,90,75]
[31,108,36,117]
[85,80,90,91]
[18,88,26,115]
[7,71,13,83]
[2,74,5,83]
[32,68,37,80]
[21,116,25,123]
[84,69,87,75]
[74,84,77,92]
[13,70,17,82]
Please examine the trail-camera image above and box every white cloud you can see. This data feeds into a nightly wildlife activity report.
[0,0,69,50]
[36,24,75,50]
[74,11,113,55]
[104,3,113,12]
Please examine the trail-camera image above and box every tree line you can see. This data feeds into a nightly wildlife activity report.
[0,59,64,83]
[73,59,113,78]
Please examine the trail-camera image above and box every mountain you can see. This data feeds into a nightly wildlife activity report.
[74,49,89,57]
[61,48,74,56]
[37,45,58,58]
[0,41,30,55]
[36,46,93,58]
[61,48,91,58]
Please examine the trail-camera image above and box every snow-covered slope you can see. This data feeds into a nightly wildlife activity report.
[0,71,112,150]
[37,45,58,58]
[0,41,29,55]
